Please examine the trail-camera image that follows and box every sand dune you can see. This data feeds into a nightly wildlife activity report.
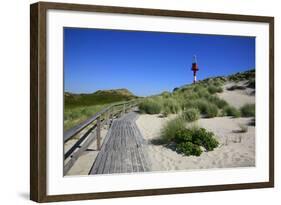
[136,85,256,171]
[136,114,255,171]
[218,81,255,108]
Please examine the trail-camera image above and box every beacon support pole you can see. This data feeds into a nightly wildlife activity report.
[191,55,199,83]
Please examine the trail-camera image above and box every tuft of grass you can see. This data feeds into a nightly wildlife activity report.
[205,104,219,118]
[206,95,228,109]
[208,85,223,94]
[192,99,209,114]
[223,106,241,117]
[160,117,186,143]
[162,98,181,115]
[139,98,162,114]
[240,104,255,117]
[182,108,200,122]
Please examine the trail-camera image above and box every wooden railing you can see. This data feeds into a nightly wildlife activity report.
[63,99,140,175]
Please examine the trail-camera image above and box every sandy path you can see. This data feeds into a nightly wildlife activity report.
[136,114,255,171]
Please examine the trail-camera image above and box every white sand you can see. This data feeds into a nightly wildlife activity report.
[217,81,255,108]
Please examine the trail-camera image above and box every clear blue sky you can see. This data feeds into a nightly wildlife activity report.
[64,27,255,96]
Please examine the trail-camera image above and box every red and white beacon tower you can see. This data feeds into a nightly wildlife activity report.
[191,55,199,84]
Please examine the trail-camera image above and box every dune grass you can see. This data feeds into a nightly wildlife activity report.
[182,108,200,122]
[160,116,186,143]
[139,98,162,114]
[240,104,255,117]
[222,105,241,118]
[64,104,111,131]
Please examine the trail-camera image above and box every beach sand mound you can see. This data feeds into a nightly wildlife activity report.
[136,114,255,171]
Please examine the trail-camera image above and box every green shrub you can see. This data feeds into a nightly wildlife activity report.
[162,98,180,114]
[174,129,193,143]
[190,127,219,151]
[174,127,219,156]
[182,108,200,122]
[205,104,218,118]
[139,99,162,114]
[161,117,186,142]
[223,106,240,117]
[240,104,255,117]
[176,142,202,156]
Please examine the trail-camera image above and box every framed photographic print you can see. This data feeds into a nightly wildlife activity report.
[30,1,274,202]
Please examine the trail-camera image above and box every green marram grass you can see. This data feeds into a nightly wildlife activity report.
[240,103,255,117]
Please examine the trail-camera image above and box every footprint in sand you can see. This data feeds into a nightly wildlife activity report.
[235,158,241,162]
[223,153,228,159]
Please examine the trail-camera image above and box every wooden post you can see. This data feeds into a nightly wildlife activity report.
[123,103,126,115]
[96,116,101,150]
[107,108,111,129]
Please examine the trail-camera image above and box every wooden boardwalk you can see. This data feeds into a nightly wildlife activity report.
[89,112,151,174]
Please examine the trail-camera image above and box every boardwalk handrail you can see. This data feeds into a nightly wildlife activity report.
[63,99,141,175]
[64,100,139,142]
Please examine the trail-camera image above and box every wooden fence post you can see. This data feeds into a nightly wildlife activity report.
[96,116,101,150]
[123,104,126,115]
[107,108,111,129]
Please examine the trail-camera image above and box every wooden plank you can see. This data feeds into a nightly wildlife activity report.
[89,122,114,174]
[89,110,151,175]
[103,150,113,174]
[130,147,138,172]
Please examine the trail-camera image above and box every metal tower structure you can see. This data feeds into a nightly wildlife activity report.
[191,55,199,83]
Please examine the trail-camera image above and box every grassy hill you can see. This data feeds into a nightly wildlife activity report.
[64,88,137,131]
[65,88,136,108]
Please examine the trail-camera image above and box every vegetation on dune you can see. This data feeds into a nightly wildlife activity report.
[176,142,203,156]
[182,108,200,122]
[227,85,246,91]
[64,104,110,130]
[205,104,219,118]
[222,105,241,118]
[162,98,180,115]
[65,88,136,109]
[208,85,223,94]
[139,98,162,114]
[139,69,255,156]
[172,126,219,156]
[247,78,255,88]
[160,116,186,143]
[139,69,255,120]
[64,88,137,130]
[240,103,255,117]
[228,69,255,82]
